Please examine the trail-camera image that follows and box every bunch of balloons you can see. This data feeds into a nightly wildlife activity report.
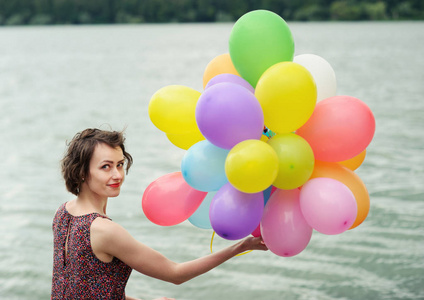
[143,10,375,257]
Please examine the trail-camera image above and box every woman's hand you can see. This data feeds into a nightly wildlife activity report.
[239,236,268,252]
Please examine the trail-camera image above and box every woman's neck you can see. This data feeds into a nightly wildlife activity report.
[70,192,108,216]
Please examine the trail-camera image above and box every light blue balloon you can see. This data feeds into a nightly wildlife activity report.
[188,192,215,229]
[181,140,229,192]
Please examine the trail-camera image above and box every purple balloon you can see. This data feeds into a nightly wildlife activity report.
[205,73,255,93]
[210,183,264,240]
[196,82,264,149]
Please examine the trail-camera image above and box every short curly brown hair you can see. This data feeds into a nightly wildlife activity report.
[61,128,133,195]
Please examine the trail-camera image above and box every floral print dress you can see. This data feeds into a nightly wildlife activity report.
[52,203,132,299]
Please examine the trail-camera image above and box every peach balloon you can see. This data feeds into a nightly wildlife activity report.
[296,95,375,162]
[309,161,370,229]
[203,53,240,89]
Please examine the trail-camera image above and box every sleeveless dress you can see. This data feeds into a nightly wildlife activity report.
[51,203,132,299]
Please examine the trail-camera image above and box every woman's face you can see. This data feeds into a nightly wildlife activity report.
[85,143,125,200]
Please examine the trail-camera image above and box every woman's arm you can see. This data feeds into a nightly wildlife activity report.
[168,236,267,284]
[91,218,267,285]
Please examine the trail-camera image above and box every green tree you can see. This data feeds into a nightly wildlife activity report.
[330,0,362,20]
[362,1,387,20]
[293,4,329,20]
[0,0,423,25]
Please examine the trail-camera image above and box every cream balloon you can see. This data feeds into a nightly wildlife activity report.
[294,54,337,102]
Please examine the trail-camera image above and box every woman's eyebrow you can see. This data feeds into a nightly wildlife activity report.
[100,158,125,164]
[100,160,114,164]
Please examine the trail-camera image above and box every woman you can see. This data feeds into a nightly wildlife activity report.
[52,128,268,300]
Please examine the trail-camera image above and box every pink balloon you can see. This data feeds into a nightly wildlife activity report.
[296,95,375,162]
[299,178,357,235]
[260,188,313,257]
[142,172,207,226]
[251,185,277,237]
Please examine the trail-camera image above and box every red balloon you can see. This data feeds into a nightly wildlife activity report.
[142,172,207,226]
[296,95,375,162]
[251,224,261,237]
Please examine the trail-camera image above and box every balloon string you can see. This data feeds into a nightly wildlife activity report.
[210,231,252,257]
[262,126,276,139]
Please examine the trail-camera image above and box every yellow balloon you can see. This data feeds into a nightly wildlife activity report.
[260,134,269,142]
[203,53,240,89]
[148,85,201,134]
[267,133,315,189]
[225,140,279,194]
[166,129,205,150]
[255,62,317,133]
[338,149,366,171]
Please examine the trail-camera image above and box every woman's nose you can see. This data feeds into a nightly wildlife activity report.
[112,167,124,179]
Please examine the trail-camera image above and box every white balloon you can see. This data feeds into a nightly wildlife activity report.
[294,54,337,102]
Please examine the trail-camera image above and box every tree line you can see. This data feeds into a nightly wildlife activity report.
[1,0,423,26]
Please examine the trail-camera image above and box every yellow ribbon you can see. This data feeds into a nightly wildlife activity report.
[210,231,252,257]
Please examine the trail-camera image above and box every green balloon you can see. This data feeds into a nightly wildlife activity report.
[229,10,295,88]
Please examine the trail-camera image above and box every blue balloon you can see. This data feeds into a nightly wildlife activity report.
[181,140,229,192]
[188,192,215,229]
[263,185,273,205]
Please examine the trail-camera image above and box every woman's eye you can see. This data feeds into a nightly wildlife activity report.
[101,164,110,170]
[117,162,124,168]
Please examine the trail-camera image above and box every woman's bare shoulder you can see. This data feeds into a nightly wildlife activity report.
[91,217,130,244]
[91,216,120,232]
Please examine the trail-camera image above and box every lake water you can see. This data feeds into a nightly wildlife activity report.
[0,22,423,300]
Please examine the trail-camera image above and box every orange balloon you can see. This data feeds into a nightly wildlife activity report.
[338,149,366,171]
[309,161,370,229]
[203,53,240,89]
